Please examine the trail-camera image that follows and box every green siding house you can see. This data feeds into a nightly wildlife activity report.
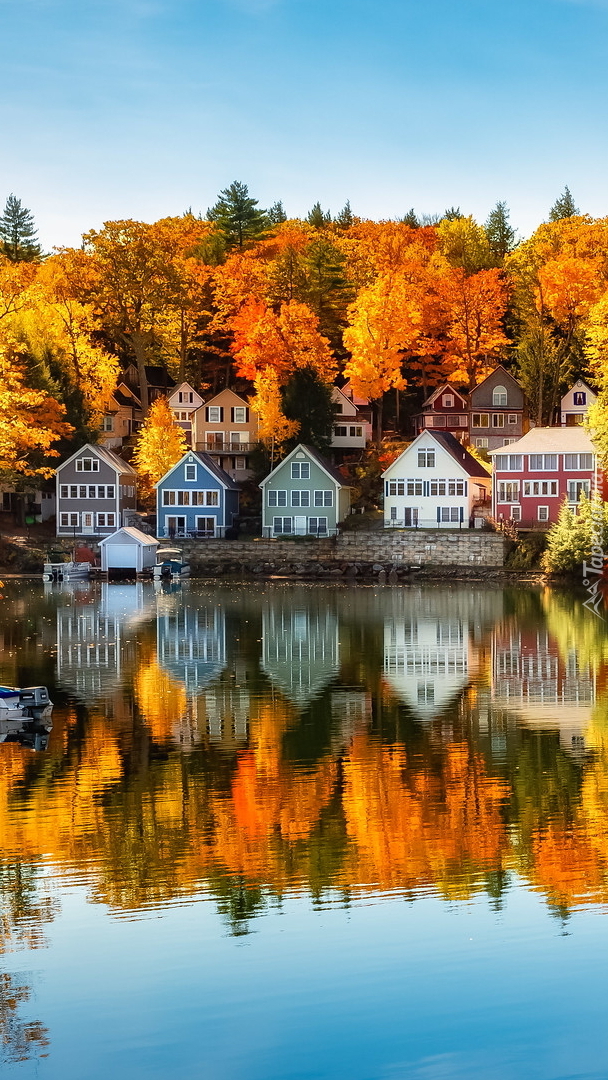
[260,445,351,537]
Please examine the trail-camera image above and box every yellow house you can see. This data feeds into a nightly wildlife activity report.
[193,389,259,480]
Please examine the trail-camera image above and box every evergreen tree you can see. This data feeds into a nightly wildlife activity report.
[0,194,42,262]
[267,200,287,225]
[541,492,608,574]
[335,200,354,228]
[307,202,331,228]
[281,367,337,456]
[515,325,573,426]
[401,208,419,228]
[548,186,579,222]
[442,206,464,221]
[485,201,516,262]
[206,181,269,250]
[301,238,353,343]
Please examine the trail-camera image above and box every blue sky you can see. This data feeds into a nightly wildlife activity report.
[3,0,608,249]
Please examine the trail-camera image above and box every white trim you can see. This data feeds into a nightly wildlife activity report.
[154,452,232,490]
[259,443,345,489]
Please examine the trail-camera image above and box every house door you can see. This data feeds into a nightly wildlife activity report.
[82,512,94,534]
[166,515,187,538]
[196,517,216,537]
[293,516,307,535]
[403,508,419,527]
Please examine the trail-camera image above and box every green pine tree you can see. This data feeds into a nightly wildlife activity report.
[335,200,354,228]
[0,194,42,261]
[307,202,332,228]
[401,208,419,227]
[281,367,338,456]
[206,181,269,250]
[301,238,353,343]
[485,201,517,262]
[541,491,608,573]
[267,200,287,225]
[442,206,464,221]
[548,186,579,222]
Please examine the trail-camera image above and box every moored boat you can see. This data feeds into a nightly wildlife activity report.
[0,686,53,746]
[153,548,191,580]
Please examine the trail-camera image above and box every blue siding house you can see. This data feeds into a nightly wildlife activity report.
[156,452,239,538]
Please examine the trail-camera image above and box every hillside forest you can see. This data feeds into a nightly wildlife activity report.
[4,183,608,484]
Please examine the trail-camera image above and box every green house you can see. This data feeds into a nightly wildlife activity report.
[260,444,351,537]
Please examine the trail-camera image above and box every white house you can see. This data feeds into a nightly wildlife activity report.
[167,382,205,446]
[330,386,371,454]
[382,431,491,529]
[560,378,597,426]
[99,527,159,573]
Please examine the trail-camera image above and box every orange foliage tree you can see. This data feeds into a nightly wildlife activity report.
[0,337,73,481]
[132,396,187,498]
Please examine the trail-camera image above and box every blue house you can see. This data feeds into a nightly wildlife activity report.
[156,452,240,538]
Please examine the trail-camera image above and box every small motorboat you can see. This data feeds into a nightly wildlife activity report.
[43,559,92,582]
[0,686,53,750]
[153,548,191,580]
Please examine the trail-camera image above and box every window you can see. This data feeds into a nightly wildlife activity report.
[308,517,328,535]
[498,481,520,502]
[475,438,489,449]
[232,406,247,423]
[106,485,115,499]
[390,506,397,520]
[207,406,222,422]
[235,456,246,470]
[573,392,586,406]
[458,415,468,426]
[335,403,343,414]
[492,414,505,428]
[192,491,219,506]
[508,414,518,425]
[493,386,508,406]
[177,491,191,505]
[88,485,97,498]
[273,517,292,534]
[314,490,333,506]
[408,480,423,495]
[430,480,446,495]
[537,506,549,522]
[523,480,558,496]
[334,426,347,437]
[440,507,460,521]
[388,480,403,496]
[511,506,521,521]
[60,513,79,527]
[96,513,116,528]
[268,490,287,507]
[443,394,454,407]
[76,457,99,472]
[292,490,310,507]
[564,453,593,470]
[529,454,558,470]
[102,415,114,431]
[503,438,517,445]
[163,490,176,506]
[568,480,591,503]
[472,413,489,428]
[185,463,197,481]
[291,461,310,479]
[495,455,522,471]
[70,485,78,499]
[60,485,68,498]
[448,480,466,496]
[418,450,435,468]
[349,426,362,437]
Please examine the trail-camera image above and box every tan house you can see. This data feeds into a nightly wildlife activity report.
[99,383,143,450]
[193,389,259,480]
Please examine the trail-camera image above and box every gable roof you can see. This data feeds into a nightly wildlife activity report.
[341,380,370,407]
[154,451,240,490]
[57,443,137,475]
[259,443,349,488]
[420,383,467,409]
[202,387,251,409]
[561,377,597,399]
[98,527,159,546]
[470,365,522,393]
[382,430,490,479]
[487,426,595,456]
[168,381,203,400]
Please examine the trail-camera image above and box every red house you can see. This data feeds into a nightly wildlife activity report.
[488,427,604,527]
[412,384,468,439]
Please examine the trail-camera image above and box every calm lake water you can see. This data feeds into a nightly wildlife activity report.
[1,578,608,1080]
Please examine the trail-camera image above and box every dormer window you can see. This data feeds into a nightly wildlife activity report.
[443,394,454,408]
[573,392,586,406]
[493,386,508,406]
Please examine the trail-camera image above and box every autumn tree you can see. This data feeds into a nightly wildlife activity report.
[0,337,73,482]
[516,325,572,426]
[231,298,336,385]
[433,263,509,389]
[132,396,187,498]
[0,195,42,262]
[250,367,299,455]
[207,182,269,250]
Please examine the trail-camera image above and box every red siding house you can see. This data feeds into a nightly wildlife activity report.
[412,384,468,439]
[488,427,604,527]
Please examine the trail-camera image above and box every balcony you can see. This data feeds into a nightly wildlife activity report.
[196,441,254,453]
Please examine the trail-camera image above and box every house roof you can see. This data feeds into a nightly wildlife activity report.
[420,383,467,409]
[259,443,349,488]
[154,451,240,490]
[341,380,370,407]
[487,427,595,456]
[98,527,159,546]
[202,387,250,409]
[57,443,137,475]
[470,365,522,393]
[113,389,140,409]
[561,378,597,399]
[169,381,203,400]
[382,430,491,479]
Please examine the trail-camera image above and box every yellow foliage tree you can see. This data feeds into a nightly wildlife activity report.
[250,367,299,451]
[0,336,73,480]
[132,396,187,498]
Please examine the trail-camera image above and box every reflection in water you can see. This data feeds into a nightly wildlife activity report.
[2,581,608,1064]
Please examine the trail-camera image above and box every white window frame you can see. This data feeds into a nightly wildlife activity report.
[523,480,558,497]
[508,414,518,425]
[495,455,523,471]
[273,516,292,535]
[537,506,549,522]
[268,490,287,507]
[567,479,591,503]
[185,463,197,481]
[207,406,222,423]
[497,480,520,503]
[442,395,454,408]
[308,517,328,535]
[474,438,488,449]
[314,490,333,506]
[492,414,505,428]
[492,387,508,406]
[75,457,100,472]
[472,413,489,428]
[291,462,310,479]
[60,512,79,528]
[417,450,435,468]
[233,406,247,423]
[96,512,116,529]
[291,490,311,507]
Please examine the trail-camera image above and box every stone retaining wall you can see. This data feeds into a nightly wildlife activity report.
[160,530,505,577]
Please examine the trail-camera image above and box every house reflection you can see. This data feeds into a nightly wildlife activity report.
[261,597,340,709]
[156,596,226,694]
[56,582,154,700]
